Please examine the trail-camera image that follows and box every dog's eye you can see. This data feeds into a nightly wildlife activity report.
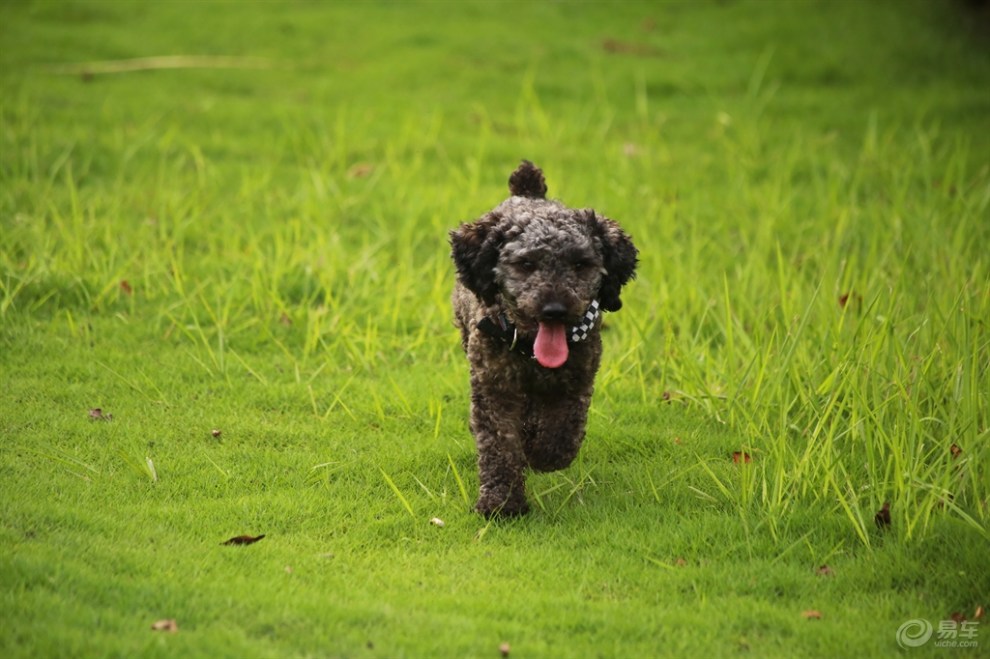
[574,260,595,271]
[514,260,537,273]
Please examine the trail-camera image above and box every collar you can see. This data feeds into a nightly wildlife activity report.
[476,300,601,357]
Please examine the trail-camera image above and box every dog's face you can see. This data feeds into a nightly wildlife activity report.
[491,208,605,333]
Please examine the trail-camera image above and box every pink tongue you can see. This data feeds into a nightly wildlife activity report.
[534,322,569,368]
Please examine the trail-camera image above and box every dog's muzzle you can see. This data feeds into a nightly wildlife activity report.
[476,300,601,360]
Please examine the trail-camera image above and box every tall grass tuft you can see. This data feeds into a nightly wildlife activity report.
[656,119,990,544]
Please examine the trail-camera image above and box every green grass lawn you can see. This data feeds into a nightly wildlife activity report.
[2,1,989,657]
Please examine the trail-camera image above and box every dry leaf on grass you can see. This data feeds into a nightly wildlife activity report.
[732,451,753,464]
[88,408,113,421]
[838,291,863,311]
[601,38,663,57]
[222,534,266,546]
[347,163,374,178]
[623,143,641,158]
[815,565,834,577]
[874,502,891,529]
[151,619,178,633]
[801,610,823,620]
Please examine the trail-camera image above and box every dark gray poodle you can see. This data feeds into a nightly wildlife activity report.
[449,161,638,516]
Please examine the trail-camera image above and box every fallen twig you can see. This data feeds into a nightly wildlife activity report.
[46,55,277,76]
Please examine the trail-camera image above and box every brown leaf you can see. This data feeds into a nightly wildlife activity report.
[222,534,265,546]
[88,408,113,421]
[801,610,823,620]
[874,501,891,529]
[950,443,962,459]
[601,38,663,57]
[974,606,985,620]
[151,619,178,633]
[950,611,967,623]
[120,280,133,295]
[815,565,834,577]
[838,291,863,311]
[732,451,753,464]
[347,163,374,178]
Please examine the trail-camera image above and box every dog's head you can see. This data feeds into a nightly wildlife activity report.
[450,161,638,319]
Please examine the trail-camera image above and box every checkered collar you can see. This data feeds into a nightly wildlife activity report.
[476,300,602,357]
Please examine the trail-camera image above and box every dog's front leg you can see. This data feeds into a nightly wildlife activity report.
[469,384,530,517]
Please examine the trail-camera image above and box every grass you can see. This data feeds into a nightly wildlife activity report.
[2,0,989,656]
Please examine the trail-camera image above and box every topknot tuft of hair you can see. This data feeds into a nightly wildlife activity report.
[508,160,548,199]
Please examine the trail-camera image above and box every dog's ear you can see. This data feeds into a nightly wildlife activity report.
[587,211,638,312]
[450,211,505,305]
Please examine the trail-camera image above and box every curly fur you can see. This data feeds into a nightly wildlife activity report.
[449,161,638,516]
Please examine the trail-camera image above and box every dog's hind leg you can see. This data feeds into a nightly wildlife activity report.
[520,390,594,473]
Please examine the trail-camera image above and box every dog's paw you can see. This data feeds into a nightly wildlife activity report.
[475,493,530,518]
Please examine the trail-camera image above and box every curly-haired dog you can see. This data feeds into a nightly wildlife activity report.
[449,161,638,517]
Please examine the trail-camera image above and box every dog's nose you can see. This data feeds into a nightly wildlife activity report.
[540,302,568,321]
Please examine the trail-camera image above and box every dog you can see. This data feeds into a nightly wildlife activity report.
[449,160,638,516]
